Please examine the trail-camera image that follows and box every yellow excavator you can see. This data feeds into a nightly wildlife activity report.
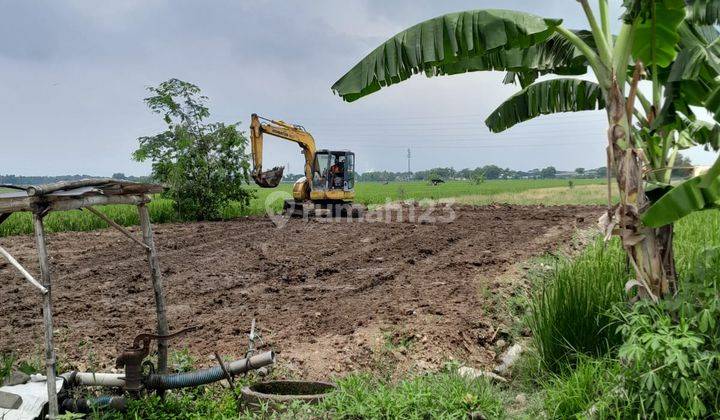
[250,114,365,217]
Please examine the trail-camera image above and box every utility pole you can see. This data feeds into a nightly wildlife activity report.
[407,148,411,173]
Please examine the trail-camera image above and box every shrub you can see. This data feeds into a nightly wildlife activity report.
[612,249,720,419]
[529,239,629,371]
[133,79,253,221]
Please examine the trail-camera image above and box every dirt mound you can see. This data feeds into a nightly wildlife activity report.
[0,204,600,378]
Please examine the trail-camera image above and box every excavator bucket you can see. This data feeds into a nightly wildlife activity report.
[252,166,284,188]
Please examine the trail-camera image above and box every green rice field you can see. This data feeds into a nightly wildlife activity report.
[0,179,603,237]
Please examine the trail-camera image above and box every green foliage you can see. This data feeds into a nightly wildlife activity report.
[100,386,241,420]
[471,170,486,185]
[0,353,13,382]
[540,166,557,179]
[331,10,562,102]
[170,349,197,373]
[529,239,628,371]
[535,211,720,418]
[631,0,686,68]
[0,353,42,382]
[315,371,503,419]
[641,172,720,227]
[485,78,604,133]
[543,356,621,419]
[613,272,720,418]
[685,0,720,25]
[133,79,252,221]
[88,369,504,419]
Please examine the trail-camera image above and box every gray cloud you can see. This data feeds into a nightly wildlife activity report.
[0,0,716,176]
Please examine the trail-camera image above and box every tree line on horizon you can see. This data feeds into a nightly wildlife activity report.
[2,153,693,187]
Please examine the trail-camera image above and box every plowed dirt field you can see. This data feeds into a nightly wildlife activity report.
[0,204,600,378]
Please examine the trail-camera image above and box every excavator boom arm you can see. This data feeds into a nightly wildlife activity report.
[250,114,316,188]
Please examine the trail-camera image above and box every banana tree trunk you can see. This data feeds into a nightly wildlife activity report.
[657,224,677,295]
[605,78,676,299]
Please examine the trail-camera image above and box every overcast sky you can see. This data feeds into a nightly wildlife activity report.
[1,0,717,176]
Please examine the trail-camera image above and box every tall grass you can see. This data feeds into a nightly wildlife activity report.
[533,210,720,416]
[529,239,629,372]
[674,209,720,278]
[530,210,720,374]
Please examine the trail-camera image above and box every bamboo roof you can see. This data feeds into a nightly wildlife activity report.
[0,179,164,214]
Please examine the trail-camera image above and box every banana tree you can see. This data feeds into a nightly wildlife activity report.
[332,1,720,300]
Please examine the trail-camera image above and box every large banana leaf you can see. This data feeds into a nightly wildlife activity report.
[701,155,720,188]
[642,173,720,227]
[704,85,720,121]
[668,46,709,82]
[673,22,720,81]
[631,0,687,69]
[331,10,562,102]
[499,31,595,88]
[433,32,589,79]
[678,114,720,150]
[485,79,604,133]
[651,23,720,127]
[686,0,720,25]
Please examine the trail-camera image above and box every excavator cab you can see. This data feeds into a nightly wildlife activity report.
[312,150,355,192]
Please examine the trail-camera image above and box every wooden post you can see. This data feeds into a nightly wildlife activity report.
[32,213,59,419]
[138,202,170,373]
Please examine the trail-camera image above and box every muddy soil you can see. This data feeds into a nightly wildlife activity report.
[0,204,600,378]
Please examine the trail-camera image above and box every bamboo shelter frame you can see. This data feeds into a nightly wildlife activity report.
[0,179,169,419]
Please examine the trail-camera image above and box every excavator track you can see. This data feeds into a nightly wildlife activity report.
[283,200,366,219]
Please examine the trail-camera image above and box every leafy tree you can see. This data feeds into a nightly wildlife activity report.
[575,167,586,175]
[427,169,441,183]
[481,165,503,180]
[133,79,252,221]
[457,168,473,179]
[541,166,557,179]
[332,1,720,299]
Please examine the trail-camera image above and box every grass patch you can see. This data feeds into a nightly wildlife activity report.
[89,366,504,419]
[313,371,504,419]
[454,184,613,206]
[528,239,629,372]
[673,209,720,278]
[542,356,621,419]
